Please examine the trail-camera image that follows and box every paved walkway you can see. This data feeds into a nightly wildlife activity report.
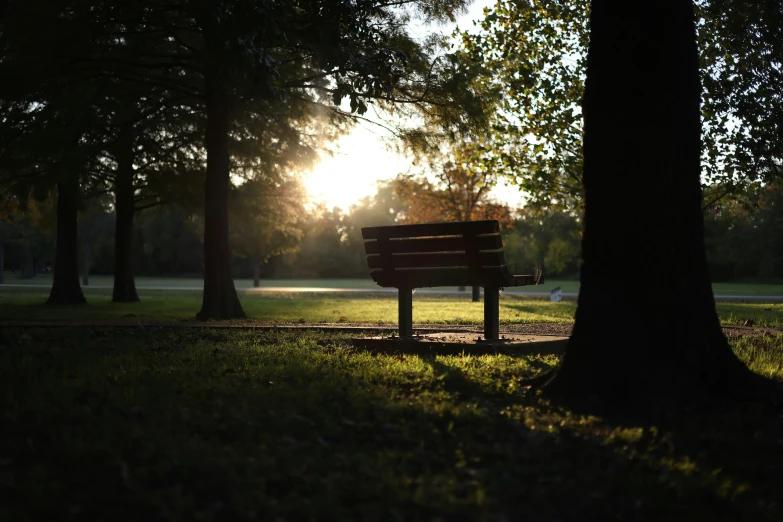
[2,283,782,300]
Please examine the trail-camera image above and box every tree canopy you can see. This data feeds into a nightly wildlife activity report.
[459,0,783,210]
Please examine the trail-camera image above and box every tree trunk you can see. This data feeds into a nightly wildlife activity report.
[0,238,4,284]
[112,132,140,303]
[471,285,480,302]
[253,257,261,288]
[196,81,245,320]
[81,239,90,286]
[20,248,35,279]
[48,176,86,304]
[539,0,761,411]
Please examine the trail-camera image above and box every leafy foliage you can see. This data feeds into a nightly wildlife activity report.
[458,0,783,209]
[394,146,514,227]
[229,176,308,265]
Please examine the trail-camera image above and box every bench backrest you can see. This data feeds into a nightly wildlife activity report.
[361,220,505,274]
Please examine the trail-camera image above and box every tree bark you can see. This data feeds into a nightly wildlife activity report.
[112,132,140,303]
[47,176,86,305]
[196,80,245,320]
[539,0,762,411]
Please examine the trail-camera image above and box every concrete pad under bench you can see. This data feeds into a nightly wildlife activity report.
[350,331,568,356]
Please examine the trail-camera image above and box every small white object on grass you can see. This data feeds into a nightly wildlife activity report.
[550,287,562,303]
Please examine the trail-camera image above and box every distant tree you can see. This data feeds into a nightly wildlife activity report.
[503,209,581,278]
[703,180,783,280]
[78,200,113,287]
[230,176,308,287]
[394,148,514,299]
[287,207,359,279]
[135,206,203,276]
[394,152,514,227]
[342,181,407,275]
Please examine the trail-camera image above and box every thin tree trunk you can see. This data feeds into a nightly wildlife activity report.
[20,248,35,279]
[539,0,762,411]
[112,132,140,303]
[197,81,245,320]
[253,256,261,288]
[471,286,480,302]
[82,238,90,286]
[48,176,86,304]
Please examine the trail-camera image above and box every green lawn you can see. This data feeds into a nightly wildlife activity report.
[3,273,783,296]
[1,328,781,520]
[1,286,782,328]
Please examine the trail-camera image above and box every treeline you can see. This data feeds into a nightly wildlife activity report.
[2,0,781,325]
[0,1,487,319]
[3,182,782,283]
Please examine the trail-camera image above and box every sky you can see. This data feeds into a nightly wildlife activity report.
[302,0,525,212]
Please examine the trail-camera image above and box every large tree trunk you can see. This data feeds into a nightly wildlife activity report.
[48,176,86,305]
[112,132,140,303]
[196,82,245,320]
[539,0,760,410]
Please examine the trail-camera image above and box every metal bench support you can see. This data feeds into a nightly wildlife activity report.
[484,286,499,340]
[398,286,413,337]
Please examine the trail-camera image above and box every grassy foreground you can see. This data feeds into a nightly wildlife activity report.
[1,286,782,328]
[1,328,782,520]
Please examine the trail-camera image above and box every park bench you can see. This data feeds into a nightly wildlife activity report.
[361,220,541,340]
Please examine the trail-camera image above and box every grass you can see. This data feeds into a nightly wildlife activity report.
[1,327,782,520]
[1,285,782,328]
[4,273,783,296]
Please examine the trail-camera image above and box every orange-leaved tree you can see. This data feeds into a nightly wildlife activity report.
[393,151,514,298]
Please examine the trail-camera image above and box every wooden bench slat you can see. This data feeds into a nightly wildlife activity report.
[369,267,515,288]
[366,251,506,270]
[364,235,502,255]
[361,220,499,240]
[513,274,539,286]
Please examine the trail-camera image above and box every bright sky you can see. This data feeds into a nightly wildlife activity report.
[303,0,525,212]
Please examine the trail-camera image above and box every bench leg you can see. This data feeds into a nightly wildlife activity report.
[484,286,499,340]
[398,287,413,337]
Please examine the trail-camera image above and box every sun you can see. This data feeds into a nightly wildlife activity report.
[304,130,410,211]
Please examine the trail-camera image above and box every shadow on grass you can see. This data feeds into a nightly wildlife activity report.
[0,328,780,521]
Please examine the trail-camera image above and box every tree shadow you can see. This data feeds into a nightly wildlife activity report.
[0,328,780,521]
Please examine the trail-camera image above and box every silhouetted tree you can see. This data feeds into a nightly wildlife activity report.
[535,0,773,411]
